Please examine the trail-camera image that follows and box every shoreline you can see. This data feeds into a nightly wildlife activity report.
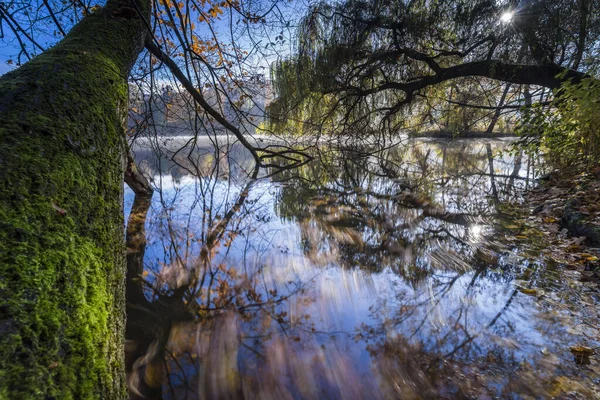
[409,130,517,139]
[515,166,600,283]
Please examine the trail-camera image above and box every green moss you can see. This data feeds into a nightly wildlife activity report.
[0,0,150,398]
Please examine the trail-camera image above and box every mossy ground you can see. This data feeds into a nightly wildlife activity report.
[0,1,149,398]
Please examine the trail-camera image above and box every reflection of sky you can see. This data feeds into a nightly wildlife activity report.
[127,139,597,398]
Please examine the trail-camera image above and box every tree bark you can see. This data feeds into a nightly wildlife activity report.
[0,0,149,397]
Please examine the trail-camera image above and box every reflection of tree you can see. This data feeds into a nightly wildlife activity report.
[131,139,257,184]
[123,139,596,398]
[357,262,595,399]
[273,140,530,279]
[124,154,317,398]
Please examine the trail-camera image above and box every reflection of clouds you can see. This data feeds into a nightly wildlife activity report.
[148,174,197,191]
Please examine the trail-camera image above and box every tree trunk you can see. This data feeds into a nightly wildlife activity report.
[0,0,149,397]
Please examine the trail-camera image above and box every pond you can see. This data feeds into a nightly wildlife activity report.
[124,136,600,399]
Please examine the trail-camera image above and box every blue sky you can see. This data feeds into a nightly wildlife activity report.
[0,41,18,75]
[0,0,304,77]
[0,20,56,76]
[0,60,16,76]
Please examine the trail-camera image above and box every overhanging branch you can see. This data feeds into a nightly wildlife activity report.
[144,39,313,168]
[334,60,585,98]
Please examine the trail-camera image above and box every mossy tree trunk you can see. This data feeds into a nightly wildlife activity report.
[0,0,150,397]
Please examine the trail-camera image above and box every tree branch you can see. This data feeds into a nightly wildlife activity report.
[334,60,585,99]
[144,38,261,162]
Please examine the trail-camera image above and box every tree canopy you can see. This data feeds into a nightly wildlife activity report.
[270,0,600,136]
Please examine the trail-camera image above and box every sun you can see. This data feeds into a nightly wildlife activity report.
[500,11,514,23]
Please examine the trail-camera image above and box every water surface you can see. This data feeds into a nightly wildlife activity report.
[125,136,599,399]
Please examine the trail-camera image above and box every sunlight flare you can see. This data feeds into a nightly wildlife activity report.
[500,11,514,23]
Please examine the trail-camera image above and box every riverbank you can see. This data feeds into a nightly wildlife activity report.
[512,165,600,284]
[409,130,517,139]
[487,164,600,374]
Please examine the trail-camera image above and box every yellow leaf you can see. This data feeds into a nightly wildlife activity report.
[519,288,538,296]
[580,253,595,258]
[570,346,595,354]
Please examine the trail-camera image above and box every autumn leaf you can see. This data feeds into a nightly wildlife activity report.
[519,288,538,296]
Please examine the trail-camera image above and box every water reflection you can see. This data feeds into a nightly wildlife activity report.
[125,137,598,399]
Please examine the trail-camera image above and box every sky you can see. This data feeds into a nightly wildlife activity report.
[0,18,56,76]
[0,41,17,76]
[0,64,13,76]
[0,0,308,77]
[0,59,16,76]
